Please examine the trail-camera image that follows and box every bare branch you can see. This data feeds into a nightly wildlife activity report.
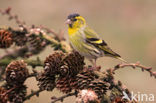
[0,7,26,26]
[51,92,76,103]
[112,62,156,78]
[24,89,43,101]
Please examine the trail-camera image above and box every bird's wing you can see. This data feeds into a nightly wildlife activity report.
[86,37,121,57]
[83,27,121,57]
[83,26,99,38]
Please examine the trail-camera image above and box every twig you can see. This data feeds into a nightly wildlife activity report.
[0,46,28,60]
[0,7,25,26]
[0,66,5,81]
[27,69,38,78]
[0,7,72,53]
[24,57,44,68]
[51,92,76,103]
[40,31,71,52]
[0,57,44,67]
[112,62,156,78]
[27,73,37,78]
[1,85,18,98]
[24,89,43,101]
[40,25,65,41]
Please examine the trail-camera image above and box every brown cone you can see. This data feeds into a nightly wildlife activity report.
[0,29,13,48]
[12,28,28,46]
[27,34,47,55]
[75,71,96,90]
[60,51,85,77]
[5,60,29,86]
[88,79,109,99]
[44,51,65,75]
[56,76,75,93]
[7,85,27,103]
[37,72,56,91]
[0,87,9,103]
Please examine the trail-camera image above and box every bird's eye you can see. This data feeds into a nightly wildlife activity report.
[73,18,77,21]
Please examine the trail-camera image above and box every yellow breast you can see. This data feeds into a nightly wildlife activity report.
[68,27,79,36]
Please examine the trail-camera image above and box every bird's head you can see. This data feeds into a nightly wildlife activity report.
[66,13,86,29]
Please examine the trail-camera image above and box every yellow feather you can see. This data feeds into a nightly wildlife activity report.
[67,13,126,63]
[92,40,103,44]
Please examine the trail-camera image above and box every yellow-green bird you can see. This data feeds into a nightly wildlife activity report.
[66,13,126,67]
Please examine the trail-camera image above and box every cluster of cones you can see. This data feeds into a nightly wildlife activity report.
[37,51,112,103]
[0,51,132,103]
[0,60,29,103]
[0,28,48,55]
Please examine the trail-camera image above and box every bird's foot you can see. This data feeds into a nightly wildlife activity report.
[86,65,101,71]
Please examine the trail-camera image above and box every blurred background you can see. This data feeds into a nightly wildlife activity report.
[0,0,156,103]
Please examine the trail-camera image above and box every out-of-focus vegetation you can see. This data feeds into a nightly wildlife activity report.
[0,0,156,103]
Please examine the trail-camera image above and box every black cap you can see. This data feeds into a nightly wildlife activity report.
[67,13,80,19]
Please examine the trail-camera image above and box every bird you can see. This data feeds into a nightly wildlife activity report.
[65,13,126,68]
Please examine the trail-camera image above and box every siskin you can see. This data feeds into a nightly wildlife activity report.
[66,13,126,67]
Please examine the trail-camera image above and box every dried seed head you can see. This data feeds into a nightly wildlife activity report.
[5,60,29,86]
[37,72,56,91]
[0,29,13,48]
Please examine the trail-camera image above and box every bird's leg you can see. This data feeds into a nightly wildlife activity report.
[94,59,97,69]
[88,59,95,70]
[89,59,101,71]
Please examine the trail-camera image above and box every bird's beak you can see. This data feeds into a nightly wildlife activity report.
[65,19,72,24]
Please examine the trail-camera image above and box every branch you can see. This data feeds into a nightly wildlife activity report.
[40,25,65,41]
[27,69,38,78]
[51,92,76,103]
[0,7,72,53]
[0,46,28,60]
[112,62,156,78]
[24,57,44,68]
[24,89,43,101]
[40,30,71,52]
[0,57,44,67]
[0,7,25,26]
[0,66,6,81]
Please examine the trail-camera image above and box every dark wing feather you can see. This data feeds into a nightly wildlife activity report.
[86,37,121,57]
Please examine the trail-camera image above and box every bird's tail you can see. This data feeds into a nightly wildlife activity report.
[116,57,127,63]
